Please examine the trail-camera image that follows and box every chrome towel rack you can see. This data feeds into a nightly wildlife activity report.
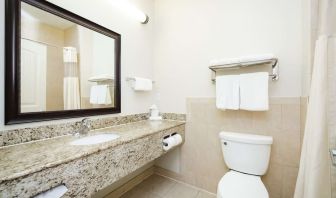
[209,58,279,82]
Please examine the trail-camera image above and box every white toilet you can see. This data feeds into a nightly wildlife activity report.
[217,132,273,198]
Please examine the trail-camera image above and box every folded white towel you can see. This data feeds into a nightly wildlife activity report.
[216,75,240,110]
[210,58,241,66]
[239,54,275,63]
[90,85,111,105]
[239,72,269,111]
[133,77,153,91]
[210,54,275,67]
[90,86,98,104]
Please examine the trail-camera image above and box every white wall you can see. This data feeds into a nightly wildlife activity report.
[154,0,305,113]
[0,0,308,125]
[0,0,155,130]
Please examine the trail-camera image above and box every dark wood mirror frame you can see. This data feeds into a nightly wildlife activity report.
[5,0,121,125]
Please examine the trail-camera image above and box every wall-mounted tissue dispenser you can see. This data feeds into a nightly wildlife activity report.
[162,132,183,151]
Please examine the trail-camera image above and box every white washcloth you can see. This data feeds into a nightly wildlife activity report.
[90,85,111,105]
[239,72,269,111]
[216,75,240,110]
[133,77,153,91]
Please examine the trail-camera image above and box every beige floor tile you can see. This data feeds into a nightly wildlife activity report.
[121,186,162,198]
[137,175,176,196]
[164,182,199,198]
[195,191,216,198]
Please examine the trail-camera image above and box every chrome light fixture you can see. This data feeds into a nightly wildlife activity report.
[109,0,149,24]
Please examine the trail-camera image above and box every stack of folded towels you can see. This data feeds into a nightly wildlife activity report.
[209,54,275,67]
[216,72,269,111]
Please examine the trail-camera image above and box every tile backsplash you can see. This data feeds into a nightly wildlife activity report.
[0,113,186,147]
[0,114,149,147]
[158,97,306,198]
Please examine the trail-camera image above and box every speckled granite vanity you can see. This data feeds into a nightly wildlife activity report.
[0,114,185,197]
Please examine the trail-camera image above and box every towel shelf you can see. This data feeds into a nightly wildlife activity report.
[126,77,155,83]
[209,58,279,82]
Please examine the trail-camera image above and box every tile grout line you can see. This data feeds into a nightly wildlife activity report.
[154,173,216,197]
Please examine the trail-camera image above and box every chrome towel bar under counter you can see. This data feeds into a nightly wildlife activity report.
[209,58,279,82]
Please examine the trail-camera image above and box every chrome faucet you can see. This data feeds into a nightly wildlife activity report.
[75,118,91,136]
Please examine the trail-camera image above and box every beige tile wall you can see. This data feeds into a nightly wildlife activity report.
[158,97,305,198]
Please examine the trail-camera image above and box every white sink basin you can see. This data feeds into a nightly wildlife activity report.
[70,133,120,146]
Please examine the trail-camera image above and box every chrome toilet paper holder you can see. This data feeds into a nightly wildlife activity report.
[162,133,178,146]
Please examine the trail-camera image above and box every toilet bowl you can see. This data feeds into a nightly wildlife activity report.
[217,132,273,198]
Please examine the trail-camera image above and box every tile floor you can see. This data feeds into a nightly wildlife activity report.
[121,174,216,198]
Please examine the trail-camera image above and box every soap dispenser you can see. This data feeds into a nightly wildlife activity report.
[149,104,162,121]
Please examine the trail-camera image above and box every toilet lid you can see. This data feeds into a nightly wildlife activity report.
[217,171,269,198]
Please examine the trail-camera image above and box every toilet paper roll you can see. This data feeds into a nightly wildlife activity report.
[172,134,182,146]
[162,136,176,151]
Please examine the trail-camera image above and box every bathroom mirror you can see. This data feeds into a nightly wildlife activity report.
[5,0,121,124]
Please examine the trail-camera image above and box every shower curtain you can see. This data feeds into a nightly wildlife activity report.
[294,0,335,197]
[63,47,81,110]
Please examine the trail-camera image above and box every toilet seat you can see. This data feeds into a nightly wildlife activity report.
[217,170,269,198]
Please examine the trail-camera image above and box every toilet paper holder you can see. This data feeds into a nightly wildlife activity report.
[162,132,182,151]
[162,135,170,146]
[162,133,177,146]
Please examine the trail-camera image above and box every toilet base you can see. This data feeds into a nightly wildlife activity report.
[217,170,269,198]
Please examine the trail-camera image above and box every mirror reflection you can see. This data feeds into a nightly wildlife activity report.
[20,2,116,113]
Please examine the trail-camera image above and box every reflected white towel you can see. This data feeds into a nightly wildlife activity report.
[133,77,153,91]
[90,85,111,105]
[216,75,240,110]
[239,72,269,111]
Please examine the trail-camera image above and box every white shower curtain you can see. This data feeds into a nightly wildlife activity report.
[294,0,335,197]
[63,47,81,110]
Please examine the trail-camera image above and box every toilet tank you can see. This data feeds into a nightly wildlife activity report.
[219,132,273,176]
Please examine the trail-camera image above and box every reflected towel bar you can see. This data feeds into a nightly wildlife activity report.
[209,58,279,82]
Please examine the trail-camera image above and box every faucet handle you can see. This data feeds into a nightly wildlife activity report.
[81,118,91,128]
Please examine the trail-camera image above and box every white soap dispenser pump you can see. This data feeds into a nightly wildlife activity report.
[149,104,162,121]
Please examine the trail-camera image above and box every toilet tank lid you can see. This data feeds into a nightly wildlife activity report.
[219,132,273,145]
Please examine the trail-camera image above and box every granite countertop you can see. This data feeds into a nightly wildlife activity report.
[0,120,185,183]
